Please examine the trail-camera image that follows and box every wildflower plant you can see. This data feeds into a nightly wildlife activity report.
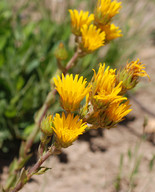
[3,0,150,192]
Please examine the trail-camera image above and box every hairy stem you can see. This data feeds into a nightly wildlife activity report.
[11,146,56,192]
[65,50,79,72]
[24,89,56,155]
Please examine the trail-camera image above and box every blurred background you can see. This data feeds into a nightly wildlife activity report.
[0,0,155,191]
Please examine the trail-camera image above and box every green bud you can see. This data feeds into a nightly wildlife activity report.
[40,133,51,146]
[41,115,53,136]
[116,69,138,95]
[54,42,68,61]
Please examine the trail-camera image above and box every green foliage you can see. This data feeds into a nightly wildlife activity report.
[0,1,71,152]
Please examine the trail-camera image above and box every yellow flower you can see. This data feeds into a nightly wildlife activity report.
[101,23,122,42]
[53,73,91,112]
[80,24,105,52]
[52,112,87,148]
[126,59,150,79]
[92,63,116,94]
[93,82,127,108]
[94,0,122,25]
[104,100,132,127]
[69,9,94,36]
[90,63,126,109]
[85,100,131,129]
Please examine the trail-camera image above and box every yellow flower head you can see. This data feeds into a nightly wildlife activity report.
[69,9,94,36]
[91,64,127,111]
[93,82,127,108]
[91,63,126,108]
[101,23,122,42]
[52,112,87,148]
[92,63,116,94]
[54,73,91,112]
[94,0,122,25]
[86,100,131,129]
[80,24,105,52]
[126,59,150,80]
[104,100,132,127]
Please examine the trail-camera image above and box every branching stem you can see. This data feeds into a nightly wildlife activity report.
[11,146,56,192]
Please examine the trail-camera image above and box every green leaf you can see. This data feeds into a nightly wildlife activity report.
[0,36,7,50]
[9,159,18,174]
[16,76,25,91]
[24,124,35,136]
[19,141,26,158]
[35,166,52,175]
[25,60,40,74]
[0,53,5,67]
[23,22,35,37]
[18,154,32,169]
[4,174,17,190]
[5,105,17,118]
[16,168,28,185]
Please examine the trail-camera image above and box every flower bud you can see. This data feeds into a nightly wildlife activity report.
[116,68,136,94]
[54,43,68,61]
[116,59,150,94]
[41,115,53,136]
